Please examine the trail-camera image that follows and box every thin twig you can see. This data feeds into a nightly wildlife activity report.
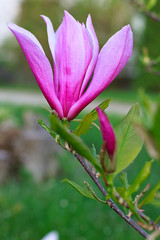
[131,0,160,22]
[74,153,152,239]
[138,211,160,231]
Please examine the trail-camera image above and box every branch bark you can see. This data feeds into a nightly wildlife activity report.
[74,153,152,239]
[131,0,160,23]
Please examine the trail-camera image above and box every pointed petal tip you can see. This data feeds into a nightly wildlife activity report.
[40,15,52,27]
[64,10,76,22]
[40,14,45,19]
[64,10,70,16]
[122,24,132,35]
[86,14,92,23]
[96,107,108,121]
[86,14,93,29]
[64,10,71,19]
[7,22,17,30]
[40,15,49,23]
[96,106,101,114]
[7,22,11,27]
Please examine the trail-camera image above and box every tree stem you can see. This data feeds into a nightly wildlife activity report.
[74,153,152,239]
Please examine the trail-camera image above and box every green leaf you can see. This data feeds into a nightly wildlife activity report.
[141,180,160,205]
[145,0,157,10]
[126,161,153,197]
[152,102,160,156]
[62,179,95,199]
[38,119,56,138]
[74,98,111,136]
[92,144,97,159]
[114,104,143,177]
[138,90,155,129]
[84,181,106,203]
[116,187,126,198]
[50,114,102,173]
[120,172,129,190]
[151,199,160,207]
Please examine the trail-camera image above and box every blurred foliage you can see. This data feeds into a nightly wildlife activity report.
[136,90,160,159]
[133,0,160,91]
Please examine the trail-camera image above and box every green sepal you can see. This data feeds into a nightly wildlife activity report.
[62,179,95,200]
[140,180,160,206]
[74,98,111,136]
[105,151,117,174]
[126,160,153,197]
[114,104,143,177]
[38,119,56,138]
[50,113,102,173]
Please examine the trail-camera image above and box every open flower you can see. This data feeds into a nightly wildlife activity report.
[8,11,133,120]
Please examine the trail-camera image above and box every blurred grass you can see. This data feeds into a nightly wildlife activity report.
[98,88,160,103]
[0,167,144,240]
[0,85,159,104]
[0,101,160,240]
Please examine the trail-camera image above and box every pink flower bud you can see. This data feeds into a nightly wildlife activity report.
[97,107,116,160]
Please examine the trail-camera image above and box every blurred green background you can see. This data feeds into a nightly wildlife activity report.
[0,0,160,239]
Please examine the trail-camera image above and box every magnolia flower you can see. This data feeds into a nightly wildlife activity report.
[97,107,116,160]
[8,11,133,120]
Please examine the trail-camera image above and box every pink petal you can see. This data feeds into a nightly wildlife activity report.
[73,22,93,101]
[55,11,92,117]
[40,15,56,60]
[8,23,63,118]
[40,15,59,95]
[67,25,133,120]
[97,108,116,159]
[79,14,99,97]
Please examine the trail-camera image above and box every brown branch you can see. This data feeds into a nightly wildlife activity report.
[74,153,152,239]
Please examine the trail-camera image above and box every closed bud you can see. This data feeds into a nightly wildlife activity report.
[97,107,117,173]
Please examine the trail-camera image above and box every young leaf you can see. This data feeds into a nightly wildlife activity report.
[92,144,97,160]
[74,99,111,136]
[50,114,102,173]
[120,172,129,190]
[38,119,56,138]
[141,180,160,206]
[145,0,157,10]
[126,160,153,197]
[84,181,106,203]
[62,179,95,199]
[114,104,143,177]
